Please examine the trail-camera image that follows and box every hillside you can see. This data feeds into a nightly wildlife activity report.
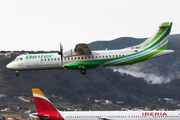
[0,34,180,111]
[88,34,180,83]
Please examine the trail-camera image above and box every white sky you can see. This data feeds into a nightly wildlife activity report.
[0,0,179,51]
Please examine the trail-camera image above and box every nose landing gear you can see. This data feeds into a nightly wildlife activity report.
[16,73,19,77]
[15,70,19,77]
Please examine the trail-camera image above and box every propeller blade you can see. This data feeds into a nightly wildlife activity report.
[58,42,63,65]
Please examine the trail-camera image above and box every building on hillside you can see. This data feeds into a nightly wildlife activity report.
[163,98,173,101]
[117,101,124,104]
[6,117,14,120]
[0,94,7,98]
[4,51,13,58]
[18,96,30,102]
[13,106,20,111]
[24,110,31,113]
[94,100,113,105]
[1,108,11,111]
[121,108,129,111]
[4,51,19,58]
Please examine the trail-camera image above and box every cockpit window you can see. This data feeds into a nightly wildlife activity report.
[14,57,19,61]
[14,57,23,61]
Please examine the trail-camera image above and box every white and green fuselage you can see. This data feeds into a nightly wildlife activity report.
[6,22,174,75]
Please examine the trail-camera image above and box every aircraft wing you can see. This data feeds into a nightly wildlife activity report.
[74,43,91,54]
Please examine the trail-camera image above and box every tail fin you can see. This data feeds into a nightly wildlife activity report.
[31,88,64,120]
[138,22,173,50]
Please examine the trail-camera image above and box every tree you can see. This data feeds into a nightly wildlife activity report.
[2,116,5,120]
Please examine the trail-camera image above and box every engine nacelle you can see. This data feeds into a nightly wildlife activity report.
[63,49,80,57]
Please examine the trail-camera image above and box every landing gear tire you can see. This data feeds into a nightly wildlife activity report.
[16,73,19,77]
[81,69,86,75]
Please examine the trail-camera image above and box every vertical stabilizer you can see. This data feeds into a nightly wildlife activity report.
[32,88,64,120]
[139,22,173,50]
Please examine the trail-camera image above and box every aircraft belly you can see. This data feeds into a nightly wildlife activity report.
[65,61,102,70]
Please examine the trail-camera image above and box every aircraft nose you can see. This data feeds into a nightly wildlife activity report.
[6,62,13,69]
[6,63,11,69]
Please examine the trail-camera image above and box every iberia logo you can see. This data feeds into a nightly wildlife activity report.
[142,112,167,116]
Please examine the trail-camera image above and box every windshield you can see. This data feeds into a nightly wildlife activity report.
[14,57,23,61]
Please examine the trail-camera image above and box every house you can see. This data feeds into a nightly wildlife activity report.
[24,110,31,113]
[121,108,129,111]
[163,98,173,101]
[4,51,19,58]
[94,100,113,104]
[18,96,30,102]
[117,101,124,104]
[6,117,14,120]
[1,108,11,111]
[4,51,13,58]
[0,94,7,98]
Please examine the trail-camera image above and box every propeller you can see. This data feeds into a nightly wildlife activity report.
[58,42,63,65]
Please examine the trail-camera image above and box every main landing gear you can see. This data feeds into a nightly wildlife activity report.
[78,66,86,75]
[81,69,86,75]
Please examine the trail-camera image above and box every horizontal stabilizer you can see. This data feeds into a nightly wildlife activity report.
[159,25,170,28]
[29,113,50,119]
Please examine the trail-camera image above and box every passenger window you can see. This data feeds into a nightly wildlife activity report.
[122,55,124,57]
[20,57,23,60]
[68,57,70,60]
[48,59,50,61]
[116,55,118,57]
[119,55,121,57]
[41,59,43,61]
[109,55,111,58]
[88,56,90,59]
[71,57,73,60]
[106,55,108,58]
[51,58,53,61]
[45,59,46,61]
[78,57,80,59]
[92,56,94,59]
[95,56,97,58]
[102,56,104,58]
[82,57,83,59]
[112,55,114,57]
[58,58,60,60]
[54,58,56,61]
[99,56,101,58]
[85,56,87,59]
[74,57,76,59]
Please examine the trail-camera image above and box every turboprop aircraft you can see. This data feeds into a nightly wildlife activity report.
[30,88,180,120]
[6,22,174,76]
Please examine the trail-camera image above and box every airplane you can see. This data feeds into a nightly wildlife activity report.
[30,88,180,120]
[6,22,174,76]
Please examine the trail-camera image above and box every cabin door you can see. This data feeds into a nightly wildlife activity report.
[127,50,132,63]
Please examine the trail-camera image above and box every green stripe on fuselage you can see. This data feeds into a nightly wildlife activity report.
[114,44,167,66]
[65,23,172,70]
